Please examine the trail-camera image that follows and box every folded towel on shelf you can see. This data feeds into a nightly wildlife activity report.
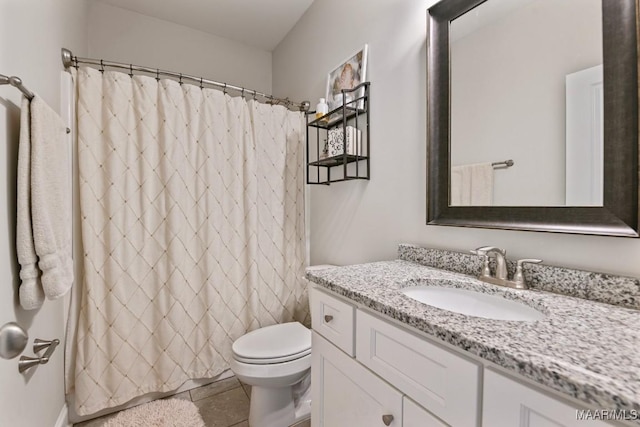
[17,97,45,310]
[450,162,494,206]
[29,96,73,301]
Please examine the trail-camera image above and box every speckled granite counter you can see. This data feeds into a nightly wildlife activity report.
[306,259,640,417]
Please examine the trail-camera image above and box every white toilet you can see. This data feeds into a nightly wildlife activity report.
[230,321,311,427]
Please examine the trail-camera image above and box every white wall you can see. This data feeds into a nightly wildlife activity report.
[273,0,640,278]
[88,1,273,94]
[0,1,88,426]
[450,0,602,206]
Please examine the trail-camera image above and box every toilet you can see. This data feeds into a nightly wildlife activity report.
[230,321,311,427]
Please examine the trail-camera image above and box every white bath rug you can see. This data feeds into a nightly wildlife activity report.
[103,398,205,427]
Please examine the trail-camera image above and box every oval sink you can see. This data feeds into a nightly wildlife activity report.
[402,286,545,322]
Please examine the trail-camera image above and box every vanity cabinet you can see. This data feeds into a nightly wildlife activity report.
[310,287,619,427]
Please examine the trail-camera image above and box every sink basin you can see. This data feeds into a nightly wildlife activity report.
[402,286,545,321]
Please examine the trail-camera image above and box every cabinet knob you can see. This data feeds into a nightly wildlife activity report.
[324,315,334,323]
[382,414,394,425]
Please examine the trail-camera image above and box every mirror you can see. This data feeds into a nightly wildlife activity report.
[427,0,639,236]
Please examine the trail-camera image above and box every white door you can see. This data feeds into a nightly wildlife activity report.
[311,332,402,427]
[483,370,614,427]
[403,397,449,427]
[565,64,603,206]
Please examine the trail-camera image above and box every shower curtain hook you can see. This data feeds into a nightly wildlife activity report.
[241,88,245,98]
[73,56,79,69]
[253,90,257,101]
[223,83,227,95]
[179,73,183,85]
[199,77,204,89]
[155,69,160,81]
[129,64,133,78]
[99,60,104,73]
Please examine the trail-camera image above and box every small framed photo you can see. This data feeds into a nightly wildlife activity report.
[325,44,368,110]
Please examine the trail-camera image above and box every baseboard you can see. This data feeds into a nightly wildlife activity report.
[54,404,70,427]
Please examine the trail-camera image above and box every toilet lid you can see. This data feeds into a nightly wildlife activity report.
[232,322,311,361]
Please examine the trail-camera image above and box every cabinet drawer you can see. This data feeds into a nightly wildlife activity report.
[483,369,614,427]
[310,288,356,356]
[356,310,480,427]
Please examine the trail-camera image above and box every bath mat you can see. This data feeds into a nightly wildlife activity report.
[103,398,205,427]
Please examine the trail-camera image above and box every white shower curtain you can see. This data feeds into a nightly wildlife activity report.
[70,67,307,415]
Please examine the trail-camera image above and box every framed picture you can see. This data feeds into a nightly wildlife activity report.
[325,44,368,110]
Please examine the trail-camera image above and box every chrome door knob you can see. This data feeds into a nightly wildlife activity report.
[382,414,394,425]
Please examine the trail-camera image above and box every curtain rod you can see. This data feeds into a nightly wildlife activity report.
[60,48,310,112]
[0,74,34,99]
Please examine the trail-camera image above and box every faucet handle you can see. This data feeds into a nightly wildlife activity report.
[513,259,542,289]
[470,248,491,277]
[475,246,506,256]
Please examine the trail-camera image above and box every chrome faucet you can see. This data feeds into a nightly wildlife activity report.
[471,246,541,289]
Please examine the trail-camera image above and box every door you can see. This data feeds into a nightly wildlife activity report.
[565,64,603,206]
[311,331,402,427]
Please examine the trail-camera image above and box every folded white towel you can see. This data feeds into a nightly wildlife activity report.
[451,162,493,206]
[17,97,45,310]
[30,96,73,300]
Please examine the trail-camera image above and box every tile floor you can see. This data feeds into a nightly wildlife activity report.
[74,375,311,427]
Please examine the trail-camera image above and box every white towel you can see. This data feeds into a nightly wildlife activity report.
[450,163,493,206]
[30,96,73,300]
[17,97,45,310]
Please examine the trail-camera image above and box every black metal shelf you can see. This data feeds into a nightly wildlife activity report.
[309,154,369,167]
[306,82,370,185]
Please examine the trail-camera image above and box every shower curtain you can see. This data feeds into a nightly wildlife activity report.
[69,67,307,415]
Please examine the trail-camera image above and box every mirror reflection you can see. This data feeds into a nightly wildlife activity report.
[449,0,603,206]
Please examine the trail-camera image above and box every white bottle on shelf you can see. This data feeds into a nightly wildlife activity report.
[316,98,329,121]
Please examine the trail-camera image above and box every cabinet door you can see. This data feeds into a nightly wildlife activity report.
[404,397,449,427]
[356,310,480,427]
[483,369,614,427]
[311,331,402,427]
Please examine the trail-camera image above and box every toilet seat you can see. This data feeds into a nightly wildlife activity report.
[233,347,311,364]
[232,322,311,365]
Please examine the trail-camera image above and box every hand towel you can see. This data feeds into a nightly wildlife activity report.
[17,97,45,310]
[450,162,494,206]
[30,96,73,300]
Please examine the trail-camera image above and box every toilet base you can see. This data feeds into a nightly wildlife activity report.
[249,385,295,427]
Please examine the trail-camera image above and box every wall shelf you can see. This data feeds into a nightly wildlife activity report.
[306,82,370,185]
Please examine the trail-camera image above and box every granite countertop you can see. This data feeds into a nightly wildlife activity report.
[306,260,640,416]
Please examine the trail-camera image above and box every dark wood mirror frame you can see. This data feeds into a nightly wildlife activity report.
[427,0,639,236]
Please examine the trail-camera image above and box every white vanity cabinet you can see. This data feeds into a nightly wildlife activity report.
[310,287,620,427]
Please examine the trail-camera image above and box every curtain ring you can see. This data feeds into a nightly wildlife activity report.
[155,69,160,81]
[223,83,227,95]
[99,60,104,73]
[199,77,204,89]
[73,56,79,69]
[241,88,245,98]
[179,73,183,85]
[253,90,257,101]
[129,64,133,78]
